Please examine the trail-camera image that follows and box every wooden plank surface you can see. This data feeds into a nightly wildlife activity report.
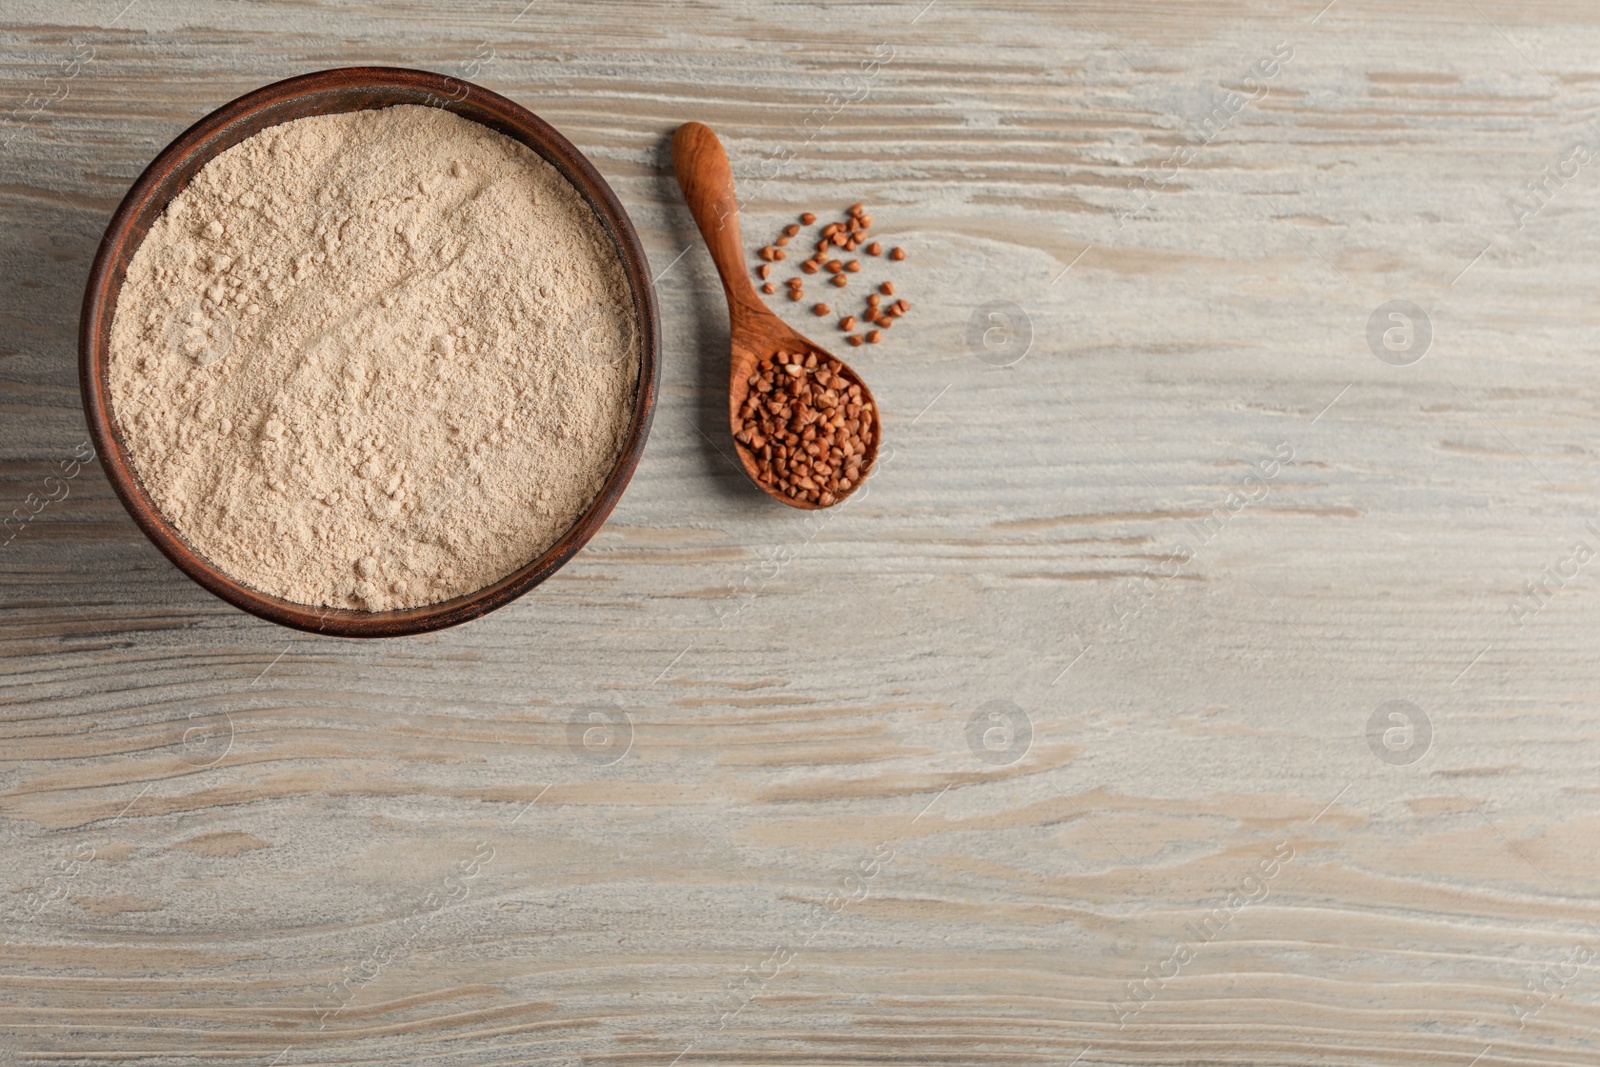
[6,1,1600,1064]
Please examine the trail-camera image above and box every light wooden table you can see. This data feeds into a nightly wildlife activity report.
[5,1,1600,1064]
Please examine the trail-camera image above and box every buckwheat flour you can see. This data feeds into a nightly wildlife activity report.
[108,105,639,611]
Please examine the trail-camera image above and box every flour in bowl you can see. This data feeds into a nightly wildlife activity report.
[108,105,639,611]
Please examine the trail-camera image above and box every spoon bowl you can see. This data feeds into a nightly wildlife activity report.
[672,121,880,509]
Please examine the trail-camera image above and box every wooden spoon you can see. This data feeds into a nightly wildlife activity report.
[671,121,880,510]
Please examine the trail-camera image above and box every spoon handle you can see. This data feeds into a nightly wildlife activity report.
[672,122,762,315]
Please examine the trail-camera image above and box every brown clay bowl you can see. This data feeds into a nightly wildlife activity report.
[78,67,659,638]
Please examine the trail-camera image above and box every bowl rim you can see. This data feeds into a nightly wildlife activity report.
[78,66,660,638]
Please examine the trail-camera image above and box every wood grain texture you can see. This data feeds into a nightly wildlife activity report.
[5,1,1600,1065]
